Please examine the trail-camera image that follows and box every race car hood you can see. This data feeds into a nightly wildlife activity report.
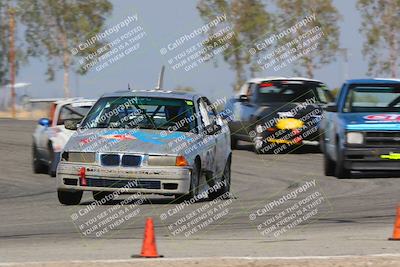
[339,113,400,131]
[63,128,196,155]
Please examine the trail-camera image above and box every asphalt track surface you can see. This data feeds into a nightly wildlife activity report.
[1,119,400,263]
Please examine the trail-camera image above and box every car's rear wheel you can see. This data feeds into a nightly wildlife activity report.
[32,144,47,174]
[58,190,82,205]
[209,156,231,200]
[92,191,115,203]
[335,145,351,179]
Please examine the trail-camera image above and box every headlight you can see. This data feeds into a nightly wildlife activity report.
[346,132,364,144]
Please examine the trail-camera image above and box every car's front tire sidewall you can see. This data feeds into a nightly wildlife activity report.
[335,144,351,179]
[323,143,336,176]
[209,156,231,200]
[32,144,47,174]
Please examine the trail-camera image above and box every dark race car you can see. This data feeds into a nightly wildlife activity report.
[224,77,333,154]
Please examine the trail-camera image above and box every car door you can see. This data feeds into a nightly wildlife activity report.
[203,97,228,176]
[197,98,219,177]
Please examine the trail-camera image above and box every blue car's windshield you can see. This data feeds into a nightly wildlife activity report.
[80,97,196,131]
[343,84,400,113]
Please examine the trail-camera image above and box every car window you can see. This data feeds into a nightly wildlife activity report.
[247,83,257,102]
[57,104,92,125]
[316,86,333,104]
[343,84,400,112]
[254,81,327,104]
[198,99,212,127]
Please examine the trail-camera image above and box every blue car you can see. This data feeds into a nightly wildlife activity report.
[320,78,400,178]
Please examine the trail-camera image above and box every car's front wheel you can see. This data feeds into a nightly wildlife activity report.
[32,144,47,174]
[48,143,57,177]
[58,190,82,205]
[231,136,238,150]
[323,142,335,176]
[335,145,351,179]
[209,156,231,200]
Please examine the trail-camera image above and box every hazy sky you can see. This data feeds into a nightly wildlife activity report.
[15,0,368,100]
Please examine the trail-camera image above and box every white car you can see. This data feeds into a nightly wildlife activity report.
[32,98,96,176]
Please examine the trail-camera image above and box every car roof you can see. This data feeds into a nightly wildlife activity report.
[246,76,324,84]
[346,78,400,85]
[101,90,200,101]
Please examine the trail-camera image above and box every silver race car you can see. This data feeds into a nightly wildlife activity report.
[56,90,231,205]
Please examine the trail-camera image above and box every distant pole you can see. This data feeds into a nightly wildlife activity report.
[8,8,16,119]
[339,48,349,81]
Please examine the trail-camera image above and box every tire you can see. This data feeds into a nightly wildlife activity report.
[175,160,200,202]
[231,136,238,150]
[32,144,47,174]
[323,143,335,176]
[335,145,351,179]
[92,191,115,203]
[58,190,82,205]
[209,156,231,200]
[48,143,56,177]
[254,139,265,154]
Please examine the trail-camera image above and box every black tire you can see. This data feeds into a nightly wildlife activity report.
[323,143,335,176]
[231,136,238,150]
[32,144,47,174]
[254,139,265,154]
[48,143,56,177]
[324,153,336,176]
[335,145,351,179]
[58,190,82,205]
[92,191,115,203]
[209,156,231,200]
[175,160,200,202]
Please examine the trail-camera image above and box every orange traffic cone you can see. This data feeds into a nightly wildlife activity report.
[132,218,163,258]
[389,205,400,240]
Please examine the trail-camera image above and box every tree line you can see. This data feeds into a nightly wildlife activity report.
[198,0,400,90]
[0,0,398,96]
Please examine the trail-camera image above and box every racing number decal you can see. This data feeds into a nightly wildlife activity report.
[364,114,400,122]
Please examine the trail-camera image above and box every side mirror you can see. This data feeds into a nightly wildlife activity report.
[324,104,338,112]
[64,119,80,131]
[205,123,222,135]
[238,95,249,102]
[38,118,51,127]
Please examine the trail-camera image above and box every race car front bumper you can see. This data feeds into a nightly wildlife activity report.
[56,162,192,195]
[343,147,400,171]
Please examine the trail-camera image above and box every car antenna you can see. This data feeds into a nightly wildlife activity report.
[155,65,165,90]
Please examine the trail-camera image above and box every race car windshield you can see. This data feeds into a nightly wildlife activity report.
[80,96,196,131]
[343,85,400,113]
[254,81,332,104]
